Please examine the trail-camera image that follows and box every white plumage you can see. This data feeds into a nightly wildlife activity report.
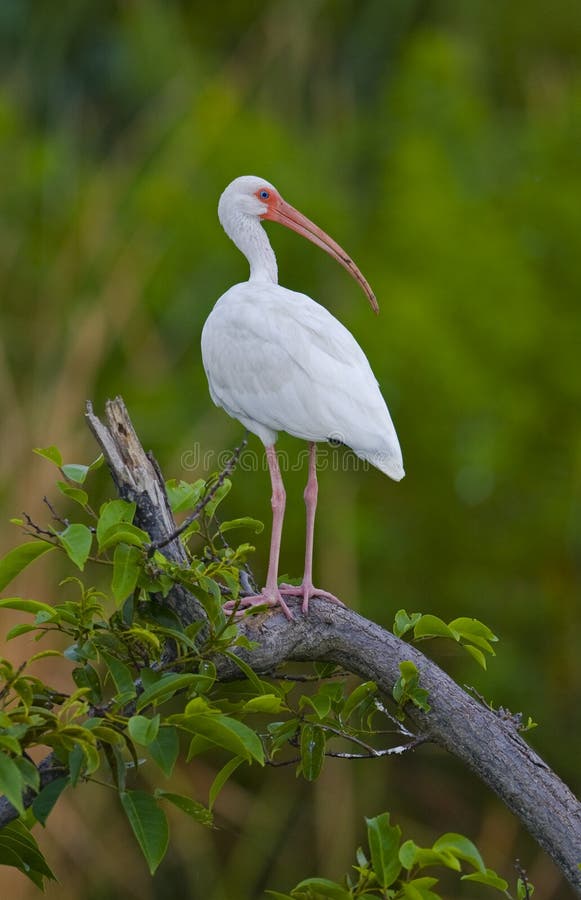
[202,281,403,478]
[201,175,403,618]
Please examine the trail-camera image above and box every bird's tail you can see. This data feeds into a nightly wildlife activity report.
[355,449,405,481]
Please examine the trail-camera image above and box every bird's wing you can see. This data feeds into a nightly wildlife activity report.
[201,282,403,472]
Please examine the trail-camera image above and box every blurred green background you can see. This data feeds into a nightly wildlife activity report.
[0,1,580,897]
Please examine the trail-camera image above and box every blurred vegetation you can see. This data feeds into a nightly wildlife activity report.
[0,0,580,897]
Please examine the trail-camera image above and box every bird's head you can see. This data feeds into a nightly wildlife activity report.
[218,175,278,222]
[218,175,378,313]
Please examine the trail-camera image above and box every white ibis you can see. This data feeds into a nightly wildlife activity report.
[201,176,403,619]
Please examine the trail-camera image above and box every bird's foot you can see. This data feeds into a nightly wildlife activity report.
[223,588,294,621]
[278,582,345,615]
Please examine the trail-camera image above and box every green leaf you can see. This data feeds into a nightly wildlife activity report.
[393,609,423,638]
[221,650,270,694]
[68,744,85,787]
[32,776,69,826]
[128,714,160,746]
[463,644,488,669]
[13,677,33,709]
[166,478,205,513]
[204,479,231,519]
[342,681,377,721]
[61,463,89,483]
[413,615,458,641]
[185,734,216,761]
[0,736,22,755]
[462,869,509,891]
[517,877,535,897]
[0,542,56,592]
[149,726,180,778]
[291,877,351,899]
[448,617,498,643]
[399,840,461,872]
[97,500,137,546]
[399,660,419,681]
[6,623,37,640]
[155,790,213,826]
[59,523,92,571]
[183,715,264,765]
[242,694,286,714]
[72,663,101,701]
[393,661,430,714]
[57,482,89,507]
[33,445,63,466]
[136,673,200,712]
[0,842,32,882]
[219,516,264,534]
[432,833,485,872]
[100,652,136,700]
[0,820,56,884]
[300,723,325,781]
[366,812,402,888]
[111,544,142,605]
[314,662,338,678]
[14,756,39,791]
[401,877,441,899]
[120,790,169,875]
[300,692,332,720]
[399,839,420,869]
[99,522,150,552]
[209,756,244,810]
[0,597,55,616]
[0,752,25,814]
[88,454,104,472]
[267,719,300,754]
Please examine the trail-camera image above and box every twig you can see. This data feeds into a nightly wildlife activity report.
[514,859,533,898]
[373,697,416,738]
[147,435,248,555]
[321,724,428,759]
[325,738,428,758]
[269,670,350,682]
[43,496,69,529]
[265,737,428,767]
[21,512,56,541]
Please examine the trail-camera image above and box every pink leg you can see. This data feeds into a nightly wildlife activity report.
[279,443,344,614]
[223,445,293,620]
[302,441,318,588]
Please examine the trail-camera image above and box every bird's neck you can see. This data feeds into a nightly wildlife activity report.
[228,214,278,284]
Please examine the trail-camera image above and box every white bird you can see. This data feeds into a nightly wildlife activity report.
[201,176,403,619]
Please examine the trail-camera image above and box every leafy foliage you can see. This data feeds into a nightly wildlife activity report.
[392,662,430,716]
[0,449,447,884]
[271,812,532,899]
[393,610,498,670]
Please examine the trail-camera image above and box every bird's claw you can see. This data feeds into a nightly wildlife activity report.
[223,589,294,621]
[278,582,345,615]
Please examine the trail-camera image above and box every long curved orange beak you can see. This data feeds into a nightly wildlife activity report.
[262,196,379,314]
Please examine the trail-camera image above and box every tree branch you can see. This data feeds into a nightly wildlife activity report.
[3,398,578,895]
[85,398,580,893]
[221,604,581,893]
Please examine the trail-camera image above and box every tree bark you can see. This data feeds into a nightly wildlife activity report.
[2,398,579,894]
[85,398,206,630]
